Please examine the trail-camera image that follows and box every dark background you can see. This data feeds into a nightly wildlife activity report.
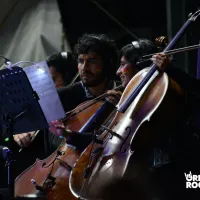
[57,0,200,77]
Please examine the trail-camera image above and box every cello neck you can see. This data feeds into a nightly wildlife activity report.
[79,101,115,133]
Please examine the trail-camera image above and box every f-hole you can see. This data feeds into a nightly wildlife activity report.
[120,126,132,153]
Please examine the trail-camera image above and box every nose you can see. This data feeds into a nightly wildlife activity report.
[82,60,90,71]
[79,61,89,72]
[116,66,122,76]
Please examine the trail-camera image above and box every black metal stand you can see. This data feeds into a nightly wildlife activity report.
[4,114,16,200]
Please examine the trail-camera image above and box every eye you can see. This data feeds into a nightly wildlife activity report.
[88,58,98,64]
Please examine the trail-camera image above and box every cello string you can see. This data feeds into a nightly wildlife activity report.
[78,109,117,197]
[65,84,123,116]
[63,85,123,122]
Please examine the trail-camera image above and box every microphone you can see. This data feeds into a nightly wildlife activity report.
[0,146,10,159]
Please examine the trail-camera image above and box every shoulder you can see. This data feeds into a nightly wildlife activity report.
[166,65,200,92]
[57,81,84,95]
[57,81,87,112]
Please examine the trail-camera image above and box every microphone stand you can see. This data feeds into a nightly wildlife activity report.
[3,114,16,200]
[2,109,28,200]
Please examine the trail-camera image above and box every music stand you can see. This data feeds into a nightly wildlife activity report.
[0,66,49,200]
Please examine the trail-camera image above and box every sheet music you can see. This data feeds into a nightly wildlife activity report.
[23,61,65,123]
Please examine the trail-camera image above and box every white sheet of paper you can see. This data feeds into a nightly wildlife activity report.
[23,61,65,123]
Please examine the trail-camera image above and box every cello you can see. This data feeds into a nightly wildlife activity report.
[69,9,200,199]
[14,83,122,199]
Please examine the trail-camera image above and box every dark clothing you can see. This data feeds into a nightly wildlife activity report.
[166,66,200,94]
[151,66,200,167]
[58,81,91,112]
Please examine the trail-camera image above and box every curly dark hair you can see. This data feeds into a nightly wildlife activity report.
[74,33,118,79]
[119,39,158,70]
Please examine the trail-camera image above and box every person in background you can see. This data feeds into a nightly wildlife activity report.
[46,51,78,88]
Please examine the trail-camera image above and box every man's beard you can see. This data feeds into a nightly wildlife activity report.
[81,72,106,87]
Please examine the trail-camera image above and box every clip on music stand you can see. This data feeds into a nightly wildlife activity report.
[0,66,49,200]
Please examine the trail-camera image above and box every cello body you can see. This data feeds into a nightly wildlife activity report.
[69,68,185,199]
[14,100,114,200]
